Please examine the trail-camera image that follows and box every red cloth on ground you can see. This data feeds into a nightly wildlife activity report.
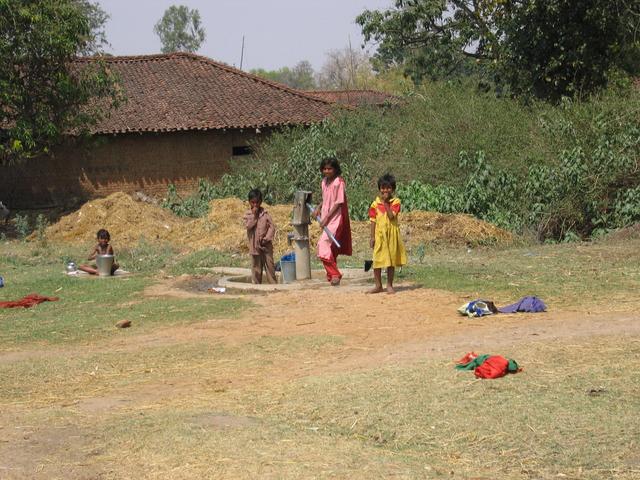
[0,294,59,309]
[474,355,510,379]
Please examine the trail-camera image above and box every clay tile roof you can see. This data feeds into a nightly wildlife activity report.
[74,52,337,134]
[303,89,401,107]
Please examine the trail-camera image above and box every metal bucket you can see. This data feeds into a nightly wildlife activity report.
[96,254,114,276]
[280,254,296,283]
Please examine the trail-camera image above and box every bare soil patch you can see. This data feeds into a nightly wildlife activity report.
[106,278,640,382]
[0,417,104,480]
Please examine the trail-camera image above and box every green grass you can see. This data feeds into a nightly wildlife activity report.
[167,248,245,275]
[0,242,249,348]
[405,239,640,305]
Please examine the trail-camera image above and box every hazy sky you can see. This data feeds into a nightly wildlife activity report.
[101,0,393,71]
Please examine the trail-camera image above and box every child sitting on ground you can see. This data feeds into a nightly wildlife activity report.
[368,174,407,294]
[79,229,119,275]
[243,189,276,284]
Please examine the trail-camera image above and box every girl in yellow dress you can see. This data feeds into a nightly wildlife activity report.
[368,174,407,294]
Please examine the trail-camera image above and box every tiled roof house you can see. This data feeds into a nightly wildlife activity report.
[84,53,336,134]
[2,53,337,208]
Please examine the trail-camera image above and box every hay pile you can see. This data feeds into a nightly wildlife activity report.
[169,198,297,253]
[45,193,512,254]
[44,192,186,245]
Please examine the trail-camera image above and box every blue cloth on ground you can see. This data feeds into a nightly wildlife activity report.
[498,296,547,313]
[458,300,497,318]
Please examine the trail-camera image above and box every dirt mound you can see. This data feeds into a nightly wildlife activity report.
[402,210,512,245]
[45,193,513,255]
[606,223,640,241]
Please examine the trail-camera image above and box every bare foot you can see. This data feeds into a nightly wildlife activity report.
[367,287,384,294]
[386,285,396,294]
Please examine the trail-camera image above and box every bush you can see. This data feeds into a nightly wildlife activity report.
[161,81,638,241]
[163,121,374,220]
[14,214,30,240]
[35,214,49,246]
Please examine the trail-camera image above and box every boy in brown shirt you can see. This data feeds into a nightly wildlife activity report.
[243,189,276,284]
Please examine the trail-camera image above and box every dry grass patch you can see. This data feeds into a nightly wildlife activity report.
[1,336,638,479]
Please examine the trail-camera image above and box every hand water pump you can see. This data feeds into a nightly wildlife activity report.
[290,191,313,280]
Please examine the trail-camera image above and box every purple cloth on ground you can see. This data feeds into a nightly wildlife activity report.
[498,296,547,313]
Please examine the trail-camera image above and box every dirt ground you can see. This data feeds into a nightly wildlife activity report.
[1,278,638,479]
[3,278,638,383]
[139,278,640,376]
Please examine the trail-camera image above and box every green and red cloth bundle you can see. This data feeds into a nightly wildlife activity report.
[455,352,521,379]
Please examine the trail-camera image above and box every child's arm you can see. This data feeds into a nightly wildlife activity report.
[368,202,377,248]
[369,221,376,248]
[262,213,275,245]
[243,211,258,230]
[384,202,397,220]
[384,198,400,220]
[320,202,342,228]
[87,245,99,260]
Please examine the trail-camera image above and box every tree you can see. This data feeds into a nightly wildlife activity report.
[75,0,110,55]
[357,0,640,100]
[316,47,376,90]
[499,1,640,100]
[0,0,122,164]
[251,60,316,89]
[154,5,206,54]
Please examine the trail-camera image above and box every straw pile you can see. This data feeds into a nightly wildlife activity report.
[44,192,186,245]
[45,193,512,254]
[169,198,297,253]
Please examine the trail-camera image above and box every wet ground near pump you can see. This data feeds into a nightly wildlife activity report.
[173,275,268,296]
[172,268,373,294]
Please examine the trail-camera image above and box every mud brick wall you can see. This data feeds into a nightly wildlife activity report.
[0,129,262,209]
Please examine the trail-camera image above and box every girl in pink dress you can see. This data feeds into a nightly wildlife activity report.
[315,157,352,285]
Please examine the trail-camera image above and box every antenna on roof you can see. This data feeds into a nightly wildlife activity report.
[240,35,245,70]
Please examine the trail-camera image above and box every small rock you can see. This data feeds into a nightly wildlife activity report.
[116,319,131,329]
[586,387,607,397]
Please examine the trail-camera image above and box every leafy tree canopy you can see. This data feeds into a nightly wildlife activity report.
[357,0,640,100]
[251,60,316,89]
[154,5,206,54]
[0,0,122,164]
